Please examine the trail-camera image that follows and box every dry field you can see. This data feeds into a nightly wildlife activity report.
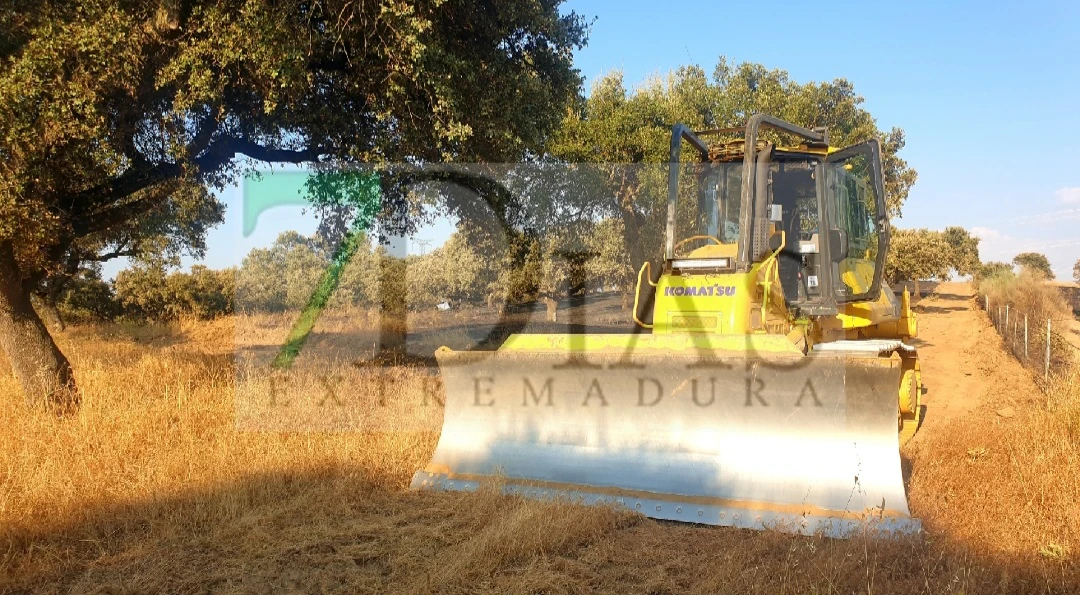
[2,283,1079,594]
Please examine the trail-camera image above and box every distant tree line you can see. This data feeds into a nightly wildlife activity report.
[47,263,235,324]
[979,253,1060,283]
[63,221,1055,323]
[49,221,634,324]
[883,226,1072,296]
[65,220,1072,322]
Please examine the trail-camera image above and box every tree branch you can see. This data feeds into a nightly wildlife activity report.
[70,166,183,235]
[73,129,322,236]
[70,112,220,222]
[197,135,323,169]
[86,245,139,263]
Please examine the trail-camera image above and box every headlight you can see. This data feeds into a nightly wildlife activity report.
[670,258,731,270]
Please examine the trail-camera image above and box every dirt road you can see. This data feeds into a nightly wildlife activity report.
[906,282,989,428]
[905,281,1053,430]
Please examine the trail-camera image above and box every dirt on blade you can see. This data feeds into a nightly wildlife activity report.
[1,283,1078,593]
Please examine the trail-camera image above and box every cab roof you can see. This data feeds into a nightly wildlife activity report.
[707,139,834,162]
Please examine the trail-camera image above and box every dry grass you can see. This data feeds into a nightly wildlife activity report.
[976,271,1073,325]
[1,297,1079,593]
[907,344,1080,565]
[975,270,1080,438]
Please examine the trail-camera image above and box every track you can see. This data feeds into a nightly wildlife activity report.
[904,282,988,432]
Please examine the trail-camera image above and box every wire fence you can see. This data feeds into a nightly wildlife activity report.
[976,294,1080,387]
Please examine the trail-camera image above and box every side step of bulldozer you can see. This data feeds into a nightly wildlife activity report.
[412,334,920,537]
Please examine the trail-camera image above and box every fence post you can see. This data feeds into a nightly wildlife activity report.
[1005,305,1010,332]
[1024,314,1028,361]
[1046,318,1052,381]
[985,295,989,312]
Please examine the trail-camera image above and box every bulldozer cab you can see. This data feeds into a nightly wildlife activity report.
[666,115,889,317]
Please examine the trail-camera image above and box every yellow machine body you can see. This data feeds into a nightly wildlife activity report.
[646,244,919,341]
[413,116,923,536]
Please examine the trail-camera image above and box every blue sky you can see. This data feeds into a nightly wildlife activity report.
[106,0,1080,279]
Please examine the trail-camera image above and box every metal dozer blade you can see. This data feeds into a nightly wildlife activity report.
[412,334,920,538]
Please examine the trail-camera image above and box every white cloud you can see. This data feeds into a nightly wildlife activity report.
[970,226,1001,240]
[1055,187,1080,204]
[970,228,1080,278]
[1009,207,1080,226]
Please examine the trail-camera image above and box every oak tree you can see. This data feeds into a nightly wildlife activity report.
[1013,252,1054,279]
[884,228,952,296]
[0,0,586,407]
[35,180,223,330]
[942,226,981,278]
[977,261,1014,281]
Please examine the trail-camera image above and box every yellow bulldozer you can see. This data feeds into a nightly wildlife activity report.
[412,114,923,537]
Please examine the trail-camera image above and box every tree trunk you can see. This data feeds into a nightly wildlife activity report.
[36,297,66,331]
[620,210,648,286]
[0,242,78,410]
[913,278,922,298]
[541,296,557,322]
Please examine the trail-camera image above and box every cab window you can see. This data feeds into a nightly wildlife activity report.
[827,147,882,300]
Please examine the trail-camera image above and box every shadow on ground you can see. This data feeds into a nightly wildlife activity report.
[3,463,1077,595]
[913,304,967,314]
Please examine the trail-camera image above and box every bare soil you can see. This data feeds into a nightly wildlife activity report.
[908,282,989,427]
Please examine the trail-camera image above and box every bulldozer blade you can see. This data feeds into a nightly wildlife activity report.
[412,334,919,537]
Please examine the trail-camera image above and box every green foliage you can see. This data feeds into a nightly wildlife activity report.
[235,229,501,313]
[884,228,952,285]
[1013,252,1055,279]
[480,233,545,306]
[171,265,235,319]
[552,60,916,215]
[35,181,225,314]
[976,261,1015,282]
[0,0,587,284]
[114,263,233,320]
[113,264,170,319]
[57,268,121,322]
[547,59,918,291]
[236,232,333,312]
[585,218,632,292]
[942,226,981,277]
[885,226,982,289]
[486,233,574,304]
[406,233,494,306]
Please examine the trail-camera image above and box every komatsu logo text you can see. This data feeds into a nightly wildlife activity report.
[664,285,736,297]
